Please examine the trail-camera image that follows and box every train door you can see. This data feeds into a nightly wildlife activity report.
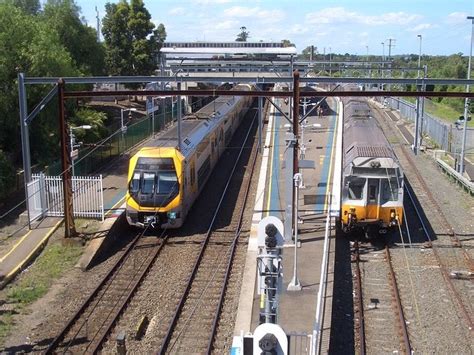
[210,133,216,167]
[366,178,380,219]
[189,159,197,197]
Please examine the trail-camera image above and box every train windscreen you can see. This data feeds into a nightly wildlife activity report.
[129,157,179,207]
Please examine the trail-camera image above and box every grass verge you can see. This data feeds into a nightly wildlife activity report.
[0,241,83,345]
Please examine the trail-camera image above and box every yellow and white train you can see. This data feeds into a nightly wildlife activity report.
[340,98,404,236]
[126,84,254,229]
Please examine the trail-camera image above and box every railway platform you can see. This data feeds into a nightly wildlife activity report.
[0,157,129,288]
[234,90,343,353]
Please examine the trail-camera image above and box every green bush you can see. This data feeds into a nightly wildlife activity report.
[0,150,15,200]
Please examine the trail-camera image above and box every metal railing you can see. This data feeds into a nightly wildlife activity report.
[381,97,474,154]
[312,212,332,355]
[435,158,474,194]
[30,174,104,221]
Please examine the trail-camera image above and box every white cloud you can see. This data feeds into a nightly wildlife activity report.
[214,20,239,30]
[193,0,232,4]
[288,24,309,35]
[168,7,185,16]
[407,23,434,32]
[223,6,285,23]
[306,7,421,26]
[445,12,468,24]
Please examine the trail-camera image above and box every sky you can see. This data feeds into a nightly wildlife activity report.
[76,0,474,56]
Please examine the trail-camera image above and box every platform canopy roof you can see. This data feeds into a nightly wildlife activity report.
[161,41,297,55]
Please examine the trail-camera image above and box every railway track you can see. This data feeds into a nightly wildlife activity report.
[45,100,260,354]
[352,241,411,354]
[156,111,259,354]
[371,102,474,332]
[45,233,168,354]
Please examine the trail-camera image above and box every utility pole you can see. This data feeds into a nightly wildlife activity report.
[460,16,474,174]
[381,42,385,91]
[414,35,423,155]
[387,38,396,91]
[95,6,100,42]
[292,70,300,242]
[58,79,76,238]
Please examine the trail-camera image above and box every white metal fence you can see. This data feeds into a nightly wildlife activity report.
[28,174,104,223]
[380,97,474,154]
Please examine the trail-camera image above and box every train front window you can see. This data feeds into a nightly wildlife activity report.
[368,178,379,203]
[141,173,155,194]
[382,178,398,201]
[157,172,178,195]
[130,172,140,193]
[348,178,365,200]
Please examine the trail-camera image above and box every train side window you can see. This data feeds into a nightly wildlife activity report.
[348,178,365,200]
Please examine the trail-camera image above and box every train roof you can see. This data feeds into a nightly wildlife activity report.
[141,84,252,158]
[343,99,399,170]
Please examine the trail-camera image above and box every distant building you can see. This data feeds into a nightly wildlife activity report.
[160,41,297,59]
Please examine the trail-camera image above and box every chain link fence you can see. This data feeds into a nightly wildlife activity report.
[46,104,177,176]
[379,97,474,158]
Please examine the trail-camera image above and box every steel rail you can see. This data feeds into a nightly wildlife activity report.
[353,241,366,355]
[45,233,168,354]
[206,108,261,354]
[158,109,258,355]
[371,101,474,331]
[89,235,169,353]
[385,246,412,354]
[45,232,142,354]
[398,146,474,272]
[404,182,474,330]
[63,89,474,98]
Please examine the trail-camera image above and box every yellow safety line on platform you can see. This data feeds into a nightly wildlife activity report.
[104,195,126,217]
[323,104,339,212]
[3,219,63,285]
[0,230,32,264]
[265,101,277,217]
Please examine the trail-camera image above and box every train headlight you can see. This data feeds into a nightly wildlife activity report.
[350,208,356,213]
[390,209,396,219]
[167,212,177,219]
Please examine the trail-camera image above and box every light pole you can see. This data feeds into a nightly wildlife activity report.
[417,34,422,78]
[70,125,91,176]
[381,42,385,91]
[414,34,423,155]
[120,107,137,134]
[328,47,332,77]
[460,16,474,174]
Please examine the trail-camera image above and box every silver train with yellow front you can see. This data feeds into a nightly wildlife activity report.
[341,98,404,236]
[126,84,254,229]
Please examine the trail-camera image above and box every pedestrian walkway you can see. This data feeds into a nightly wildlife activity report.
[0,153,131,288]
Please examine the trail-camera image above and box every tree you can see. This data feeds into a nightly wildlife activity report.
[281,39,294,47]
[5,0,40,15]
[236,26,249,42]
[42,0,105,75]
[0,2,79,183]
[102,0,165,76]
